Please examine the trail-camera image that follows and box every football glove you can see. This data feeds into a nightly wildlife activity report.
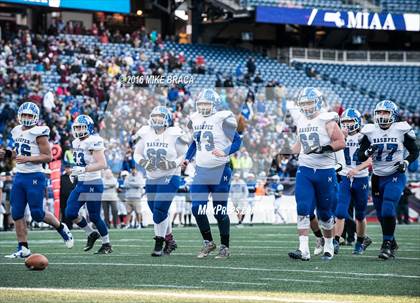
[139,159,155,171]
[158,159,177,170]
[306,145,333,155]
[394,160,409,173]
[71,166,86,176]
[364,145,378,157]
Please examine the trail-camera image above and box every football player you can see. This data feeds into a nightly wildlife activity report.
[229,172,248,227]
[183,88,242,259]
[335,109,372,255]
[1,102,73,258]
[65,115,111,254]
[288,87,346,261]
[358,100,418,260]
[267,175,286,224]
[245,173,257,226]
[134,106,189,256]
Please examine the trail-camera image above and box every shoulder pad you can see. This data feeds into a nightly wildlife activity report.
[11,125,21,138]
[88,135,105,151]
[216,110,234,121]
[394,121,412,133]
[30,126,50,137]
[360,123,376,136]
[189,112,201,122]
[134,126,150,141]
[319,112,339,123]
[289,107,302,122]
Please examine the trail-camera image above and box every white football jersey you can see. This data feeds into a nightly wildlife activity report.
[11,125,50,173]
[361,122,414,177]
[190,110,237,168]
[134,125,188,179]
[295,111,339,169]
[72,134,105,181]
[340,132,368,178]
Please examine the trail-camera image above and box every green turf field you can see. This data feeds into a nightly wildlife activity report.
[0,224,419,303]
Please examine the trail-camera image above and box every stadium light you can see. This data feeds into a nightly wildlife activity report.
[136,10,143,16]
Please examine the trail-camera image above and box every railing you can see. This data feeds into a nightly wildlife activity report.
[278,47,420,65]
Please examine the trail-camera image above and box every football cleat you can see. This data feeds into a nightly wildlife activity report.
[313,237,324,256]
[197,240,216,258]
[353,242,364,255]
[391,239,399,255]
[163,238,177,256]
[61,223,74,249]
[214,245,230,259]
[151,236,165,257]
[378,241,394,260]
[95,243,113,254]
[321,251,334,261]
[288,249,310,261]
[5,246,31,259]
[362,236,372,251]
[333,239,340,255]
[84,231,101,252]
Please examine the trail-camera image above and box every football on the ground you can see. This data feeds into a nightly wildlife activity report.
[25,254,48,271]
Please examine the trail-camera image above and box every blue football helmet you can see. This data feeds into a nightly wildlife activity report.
[149,106,172,130]
[72,115,95,138]
[18,102,40,127]
[297,87,323,117]
[374,100,398,127]
[340,108,362,133]
[196,89,220,117]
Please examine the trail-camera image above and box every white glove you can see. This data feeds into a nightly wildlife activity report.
[71,166,86,176]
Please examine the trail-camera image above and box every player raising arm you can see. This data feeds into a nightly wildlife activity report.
[358,100,419,260]
[288,87,345,261]
[1,102,73,258]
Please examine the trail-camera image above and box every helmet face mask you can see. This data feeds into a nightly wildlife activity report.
[298,99,318,117]
[149,106,171,130]
[341,118,359,133]
[72,115,94,139]
[18,102,39,127]
[72,124,89,138]
[196,101,213,117]
[150,113,166,129]
[374,109,394,128]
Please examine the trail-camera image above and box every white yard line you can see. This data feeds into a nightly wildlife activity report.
[134,284,202,289]
[260,278,327,284]
[1,261,419,279]
[0,287,348,303]
[201,280,268,286]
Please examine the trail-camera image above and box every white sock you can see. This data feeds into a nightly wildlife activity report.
[324,237,333,254]
[102,234,110,244]
[166,219,172,236]
[0,214,3,229]
[82,223,94,236]
[298,235,309,254]
[154,217,169,238]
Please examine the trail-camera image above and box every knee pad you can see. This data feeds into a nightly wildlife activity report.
[382,202,396,218]
[319,217,335,231]
[31,209,45,222]
[297,215,310,229]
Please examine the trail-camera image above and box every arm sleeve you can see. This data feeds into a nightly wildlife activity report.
[358,135,371,162]
[185,140,197,161]
[403,133,419,164]
[222,119,242,155]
